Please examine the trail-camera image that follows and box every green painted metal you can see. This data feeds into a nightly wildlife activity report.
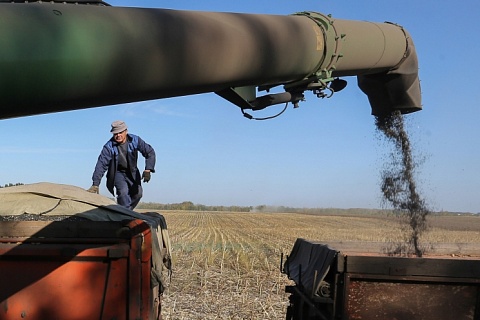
[0,3,421,119]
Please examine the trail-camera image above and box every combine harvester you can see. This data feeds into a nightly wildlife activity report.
[0,1,477,319]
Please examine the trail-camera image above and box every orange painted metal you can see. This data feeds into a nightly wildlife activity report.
[0,219,156,320]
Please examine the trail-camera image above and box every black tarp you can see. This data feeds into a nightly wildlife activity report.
[284,238,337,297]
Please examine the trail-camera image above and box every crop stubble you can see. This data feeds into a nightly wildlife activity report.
[157,210,480,319]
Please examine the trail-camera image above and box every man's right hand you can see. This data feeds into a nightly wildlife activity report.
[87,185,99,194]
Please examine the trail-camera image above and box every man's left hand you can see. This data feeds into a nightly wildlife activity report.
[142,170,151,183]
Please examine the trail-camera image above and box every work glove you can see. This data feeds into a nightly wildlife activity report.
[142,170,151,183]
[87,185,99,194]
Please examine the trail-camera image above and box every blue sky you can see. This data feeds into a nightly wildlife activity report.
[2,0,479,213]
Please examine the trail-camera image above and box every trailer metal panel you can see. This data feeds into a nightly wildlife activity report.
[0,219,162,320]
[283,238,480,320]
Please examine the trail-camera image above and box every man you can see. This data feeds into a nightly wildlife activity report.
[87,120,156,210]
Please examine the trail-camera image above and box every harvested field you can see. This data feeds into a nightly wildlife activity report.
[151,210,480,319]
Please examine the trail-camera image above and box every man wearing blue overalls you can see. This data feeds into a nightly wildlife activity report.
[87,120,156,210]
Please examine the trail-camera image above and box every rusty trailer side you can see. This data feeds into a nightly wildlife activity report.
[283,238,480,320]
[0,219,162,320]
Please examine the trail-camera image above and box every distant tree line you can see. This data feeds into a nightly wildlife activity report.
[251,205,385,215]
[138,201,253,212]
[137,202,479,216]
[137,202,386,215]
[0,183,24,188]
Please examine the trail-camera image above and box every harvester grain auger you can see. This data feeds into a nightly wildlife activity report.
[0,0,421,120]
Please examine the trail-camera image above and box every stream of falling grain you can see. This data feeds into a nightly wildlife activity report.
[375,110,429,257]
